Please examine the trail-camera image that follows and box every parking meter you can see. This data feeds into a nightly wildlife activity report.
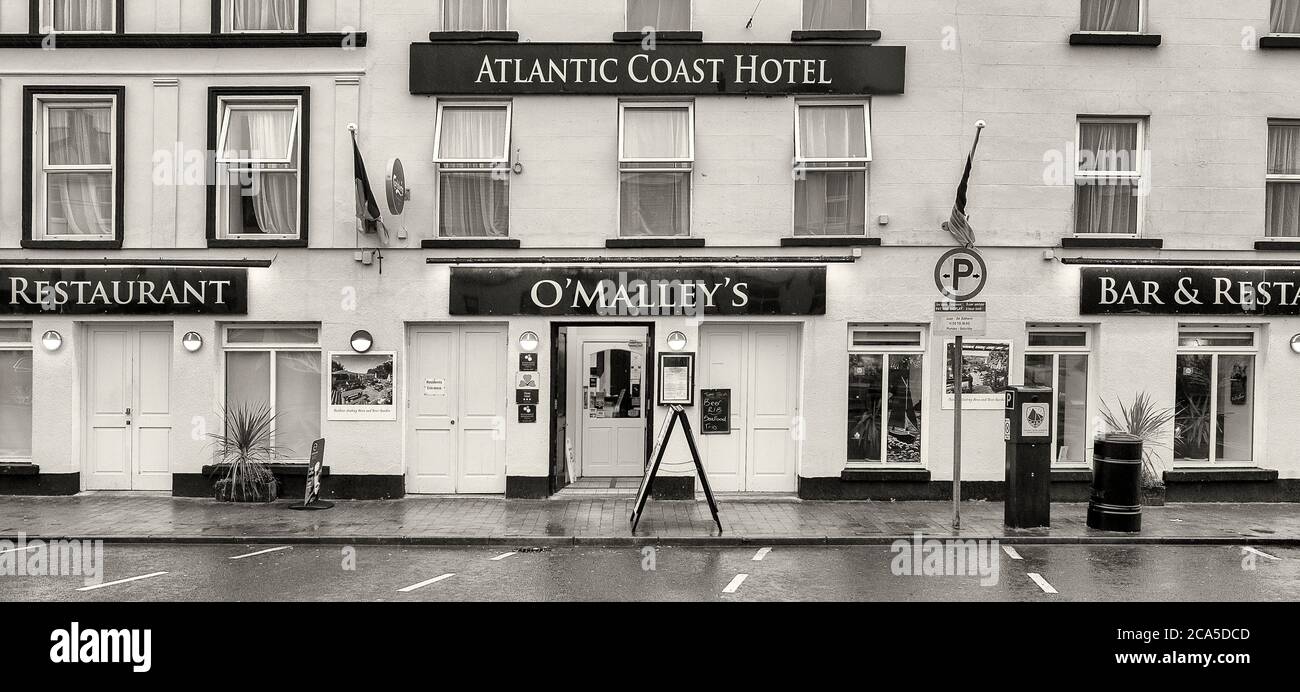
[1004,386,1053,528]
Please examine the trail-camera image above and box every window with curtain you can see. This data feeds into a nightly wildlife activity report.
[848,327,924,465]
[435,103,511,237]
[35,96,116,241]
[1272,0,1300,33]
[0,327,33,461]
[1024,328,1091,466]
[627,0,691,31]
[41,0,116,32]
[1175,329,1257,465]
[795,103,870,236]
[215,94,303,240]
[223,0,299,33]
[1075,118,1143,235]
[443,0,508,31]
[803,0,868,30]
[620,103,693,237]
[223,326,321,460]
[1080,0,1142,32]
[1267,121,1300,237]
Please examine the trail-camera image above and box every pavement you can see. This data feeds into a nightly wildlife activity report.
[1,494,1297,546]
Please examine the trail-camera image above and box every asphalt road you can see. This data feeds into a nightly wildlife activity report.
[1,543,1297,602]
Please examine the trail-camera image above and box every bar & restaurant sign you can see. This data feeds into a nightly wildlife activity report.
[1081,266,1300,316]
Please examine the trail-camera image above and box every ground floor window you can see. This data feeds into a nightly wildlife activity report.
[1024,326,1091,465]
[0,325,33,460]
[223,325,321,460]
[1175,328,1256,464]
[848,327,924,465]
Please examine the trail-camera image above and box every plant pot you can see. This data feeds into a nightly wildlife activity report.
[1142,485,1166,507]
[214,477,279,503]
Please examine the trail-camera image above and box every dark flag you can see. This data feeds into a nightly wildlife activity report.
[942,122,985,248]
[352,131,386,237]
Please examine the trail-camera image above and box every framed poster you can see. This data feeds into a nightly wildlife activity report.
[329,352,397,421]
[657,353,695,407]
[942,340,1011,410]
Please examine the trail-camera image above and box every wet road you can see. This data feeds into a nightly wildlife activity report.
[1,543,1297,602]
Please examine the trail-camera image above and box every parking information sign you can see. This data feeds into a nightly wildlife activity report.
[934,301,987,337]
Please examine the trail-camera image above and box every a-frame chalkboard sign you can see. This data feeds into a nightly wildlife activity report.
[630,405,722,534]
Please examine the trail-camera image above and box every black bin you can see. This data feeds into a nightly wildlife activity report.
[1087,434,1144,533]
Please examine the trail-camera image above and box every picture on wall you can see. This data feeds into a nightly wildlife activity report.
[329,352,397,421]
[942,340,1011,410]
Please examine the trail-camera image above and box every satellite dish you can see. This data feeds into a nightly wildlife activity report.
[386,158,410,216]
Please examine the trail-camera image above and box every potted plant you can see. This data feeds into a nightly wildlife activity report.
[1099,393,1175,506]
[208,403,284,503]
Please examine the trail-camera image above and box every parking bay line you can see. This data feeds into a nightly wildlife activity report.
[0,545,38,556]
[229,546,292,561]
[490,552,518,561]
[77,572,168,592]
[1027,573,1058,594]
[398,574,456,593]
[723,574,749,594]
[752,548,772,561]
[1002,546,1023,560]
[1243,547,1280,561]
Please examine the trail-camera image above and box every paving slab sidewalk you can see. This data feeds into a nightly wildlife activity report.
[0,495,1296,546]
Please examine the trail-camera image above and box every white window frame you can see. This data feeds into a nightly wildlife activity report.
[1026,325,1094,467]
[39,0,117,34]
[793,100,871,237]
[221,0,301,34]
[801,0,870,31]
[1270,0,1300,35]
[221,325,322,462]
[0,324,34,464]
[847,325,928,468]
[214,94,304,241]
[432,100,513,238]
[1174,325,1260,467]
[441,0,510,32]
[1079,0,1146,34]
[1266,119,1300,238]
[625,0,693,32]
[34,94,118,242]
[1074,116,1146,237]
[618,101,695,237]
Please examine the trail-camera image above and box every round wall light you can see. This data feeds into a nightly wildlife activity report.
[350,330,374,354]
[182,332,204,353]
[41,330,63,352]
[519,331,540,352]
[1292,334,1300,355]
[667,331,689,352]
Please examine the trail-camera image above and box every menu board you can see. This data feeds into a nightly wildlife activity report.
[701,389,731,435]
[657,353,695,406]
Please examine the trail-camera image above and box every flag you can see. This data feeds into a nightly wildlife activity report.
[352,131,386,237]
[942,124,983,248]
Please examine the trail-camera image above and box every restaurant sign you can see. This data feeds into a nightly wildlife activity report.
[1081,267,1300,316]
[0,267,248,315]
[410,42,906,96]
[449,267,826,317]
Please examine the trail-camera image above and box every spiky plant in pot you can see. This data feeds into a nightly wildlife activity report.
[1099,392,1176,505]
[208,403,285,503]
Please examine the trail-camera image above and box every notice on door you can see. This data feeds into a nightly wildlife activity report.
[424,378,447,397]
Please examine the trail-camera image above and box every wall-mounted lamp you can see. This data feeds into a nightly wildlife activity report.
[667,331,689,352]
[351,330,374,354]
[518,331,540,353]
[1291,334,1300,355]
[182,332,204,353]
[41,330,63,352]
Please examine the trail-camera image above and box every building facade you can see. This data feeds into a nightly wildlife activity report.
[1,0,1299,502]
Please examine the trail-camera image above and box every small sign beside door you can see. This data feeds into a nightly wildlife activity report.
[517,389,539,405]
[701,389,731,435]
[518,405,537,424]
[519,353,538,371]
[516,372,540,389]
[424,378,447,397]
[658,353,695,407]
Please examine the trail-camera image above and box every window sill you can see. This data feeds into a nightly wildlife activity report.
[0,33,366,48]
[606,237,706,249]
[612,31,703,43]
[0,463,39,477]
[1069,32,1162,46]
[207,239,308,249]
[840,467,931,482]
[1051,468,1092,483]
[1061,236,1164,249]
[790,30,882,43]
[422,237,521,249]
[781,236,880,247]
[21,239,122,250]
[1259,35,1300,49]
[1255,239,1300,251]
[427,31,519,43]
[1165,468,1278,483]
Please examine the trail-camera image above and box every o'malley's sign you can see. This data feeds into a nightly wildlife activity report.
[1,267,248,315]
[410,42,906,96]
[1081,266,1300,316]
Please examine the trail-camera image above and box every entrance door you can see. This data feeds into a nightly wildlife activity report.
[407,324,507,494]
[84,324,173,491]
[579,337,647,477]
[699,324,800,492]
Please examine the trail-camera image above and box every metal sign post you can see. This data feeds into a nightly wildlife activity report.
[953,335,963,530]
[934,248,989,531]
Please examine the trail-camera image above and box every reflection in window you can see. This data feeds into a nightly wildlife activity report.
[849,353,922,464]
[1175,352,1254,464]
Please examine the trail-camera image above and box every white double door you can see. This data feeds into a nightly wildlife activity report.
[84,325,174,491]
[407,324,508,494]
[699,324,800,493]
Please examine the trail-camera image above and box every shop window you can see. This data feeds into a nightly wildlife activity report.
[211,88,308,244]
[1075,117,1144,235]
[627,0,691,32]
[619,102,694,237]
[1174,328,1257,465]
[1024,327,1091,466]
[443,0,508,31]
[218,0,302,33]
[803,0,868,30]
[1079,0,1144,33]
[1266,120,1300,237]
[795,101,870,236]
[223,326,321,461]
[434,101,512,237]
[0,326,34,462]
[36,0,119,33]
[25,88,123,246]
[848,326,925,466]
[1272,0,1300,34]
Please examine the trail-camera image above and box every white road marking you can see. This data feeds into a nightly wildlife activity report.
[0,545,38,555]
[77,572,168,592]
[1002,546,1023,560]
[490,551,518,561]
[1243,547,1280,561]
[229,546,292,560]
[398,573,455,593]
[723,574,748,594]
[1028,573,1058,594]
[752,547,772,561]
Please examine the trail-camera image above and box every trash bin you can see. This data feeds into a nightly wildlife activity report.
[1087,434,1144,532]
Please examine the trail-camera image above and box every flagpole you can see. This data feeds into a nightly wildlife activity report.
[951,120,984,532]
[349,123,361,248]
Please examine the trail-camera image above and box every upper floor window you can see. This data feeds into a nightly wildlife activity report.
[803,0,868,31]
[1268,121,1300,238]
[37,0,119,33]
[434,102,512,237]
[795,101,870,236]
[210,88,308,244]
[219,0,302,34]
[627,0,691,32]
[0,325,33,462]
[25,88,123,246]
[1272,0,1300,34]
[1079,0,1143,33]
[443,0,508,31]
[1074,117,1145,235]
[619,102,694,237]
